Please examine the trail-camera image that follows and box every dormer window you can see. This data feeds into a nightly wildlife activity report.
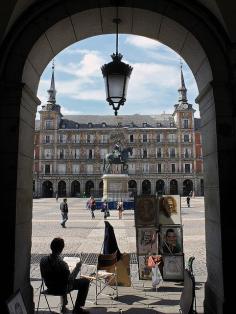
[102,122,106,128]
[170,122,174,127]
[88,122,93,128]
[75,123,79,129]
[156,123,161,127]
[143,122,147,128]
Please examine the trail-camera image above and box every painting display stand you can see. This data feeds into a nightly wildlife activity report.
[134,195,184,281]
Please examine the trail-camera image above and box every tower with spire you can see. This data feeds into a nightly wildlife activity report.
[173,60,195,129]
[39,60,62,130]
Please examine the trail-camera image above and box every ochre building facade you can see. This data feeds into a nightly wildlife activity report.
[33,67,203,198]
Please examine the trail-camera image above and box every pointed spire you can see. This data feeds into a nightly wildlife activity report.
[178,59,187,103]
[47,59,56,104]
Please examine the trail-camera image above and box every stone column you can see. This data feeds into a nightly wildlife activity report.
[0,83,39,313]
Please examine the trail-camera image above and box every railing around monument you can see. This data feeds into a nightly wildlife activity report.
[88,189,135,210]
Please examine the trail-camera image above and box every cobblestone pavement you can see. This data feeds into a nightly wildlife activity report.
[31,197,206,313]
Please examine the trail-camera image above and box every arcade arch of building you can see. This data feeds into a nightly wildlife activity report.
[0,1,235,313]
[39,178,195,198]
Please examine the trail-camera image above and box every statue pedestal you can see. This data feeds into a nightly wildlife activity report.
[102,174,129,201]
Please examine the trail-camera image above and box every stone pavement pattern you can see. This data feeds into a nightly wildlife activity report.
[31,197,206,313]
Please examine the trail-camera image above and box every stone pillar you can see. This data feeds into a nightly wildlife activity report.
[0,83,39,313]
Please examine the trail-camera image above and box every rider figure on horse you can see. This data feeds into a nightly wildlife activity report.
[112,143,122,162]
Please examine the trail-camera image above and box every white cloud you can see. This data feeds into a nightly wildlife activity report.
[55,52,105,78]
[125,35,162,49]
[60,105,83,115]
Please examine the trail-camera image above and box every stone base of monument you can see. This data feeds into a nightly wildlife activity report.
[102,173,129,201]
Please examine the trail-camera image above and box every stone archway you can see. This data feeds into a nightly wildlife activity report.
[85,180,94,197]
[142,180,151,195]
[128,179,137,196]
[0,1,234,313]
[183,179,193,196]
[170,179,178,195]
[71,180,80,197]
[58,180,67,197]
[42,180,53,198]
[156,179,165,195]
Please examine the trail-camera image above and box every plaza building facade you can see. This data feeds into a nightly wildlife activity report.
[33,66,203,198]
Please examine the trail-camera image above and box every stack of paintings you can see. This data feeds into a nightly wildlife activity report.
[135,195,184,281]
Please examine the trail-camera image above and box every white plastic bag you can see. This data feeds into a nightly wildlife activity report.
[152,264,162,287]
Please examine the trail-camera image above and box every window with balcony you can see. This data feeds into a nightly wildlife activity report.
[157,148,162,158]
[88,149,93,159]
[183,119,189,129]
[169,133,176,142]
[87,164,93,174]
[171,163,176,173]
[185,163,191,173]
[45,135,50,143]
[45,164,50,174]
[142,149,148,159]
[45,120,53,129]
[142,134,147,142]
[72,164,80,174]
[143,163,149,173]
[184,134,190,142]
[170,147,176,158]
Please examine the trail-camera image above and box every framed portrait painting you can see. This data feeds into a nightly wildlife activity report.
[138,255,152,280]
[136,227,158,254]
[159,225,183,255]
[158,195,181,225]
[6,289,27,314]
[135,195,157,226]
[162,254,184,281]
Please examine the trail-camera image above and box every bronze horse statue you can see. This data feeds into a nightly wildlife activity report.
[103,147,133,173]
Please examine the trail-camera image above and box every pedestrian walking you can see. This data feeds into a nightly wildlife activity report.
[87,196,96,219]
[117,200,124,219]
[186,196,191,208]
[102,199,110,219]
[60,198,68,228]
[55,191,58,201]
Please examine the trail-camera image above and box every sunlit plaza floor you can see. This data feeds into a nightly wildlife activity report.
[31,197,206,313]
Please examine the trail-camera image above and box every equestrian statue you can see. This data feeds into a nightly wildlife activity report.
[103,143,133,174]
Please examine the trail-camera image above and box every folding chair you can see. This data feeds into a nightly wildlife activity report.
[36,278,74,313]
[81,250,118,304]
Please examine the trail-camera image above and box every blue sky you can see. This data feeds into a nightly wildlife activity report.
[37,34,199,117]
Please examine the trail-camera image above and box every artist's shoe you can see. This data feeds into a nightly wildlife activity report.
[60,305,69,313]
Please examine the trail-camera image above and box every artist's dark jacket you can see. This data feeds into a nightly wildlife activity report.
[40,254,70,293]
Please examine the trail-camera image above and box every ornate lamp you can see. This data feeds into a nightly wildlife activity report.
[101,10,133,116]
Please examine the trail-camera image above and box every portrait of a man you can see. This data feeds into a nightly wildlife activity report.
[135,196,157,226]
[137,228,158,254]
[158,195,181,225]
[160,226,182,254]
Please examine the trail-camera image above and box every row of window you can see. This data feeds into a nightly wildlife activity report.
[40,147,196,160]
[42,163,194,175]
[41,133,193,144]
[44,120,190,130]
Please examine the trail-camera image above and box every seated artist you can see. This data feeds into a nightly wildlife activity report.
[40,237,90,314]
